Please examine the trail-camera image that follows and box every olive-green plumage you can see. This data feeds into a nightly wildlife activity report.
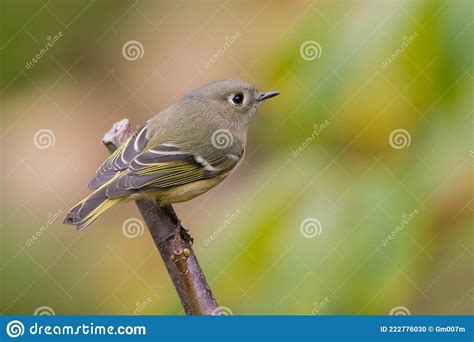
[64,79,279,229]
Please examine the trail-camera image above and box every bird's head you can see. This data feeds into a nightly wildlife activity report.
[182,79,279,127]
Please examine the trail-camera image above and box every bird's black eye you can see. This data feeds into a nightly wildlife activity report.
[231,93,244,105]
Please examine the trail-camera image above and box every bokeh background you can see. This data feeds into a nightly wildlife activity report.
[1,0,472,315]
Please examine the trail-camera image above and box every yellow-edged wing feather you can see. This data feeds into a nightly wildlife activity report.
[104,143,242,198]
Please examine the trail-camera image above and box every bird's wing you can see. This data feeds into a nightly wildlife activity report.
[88,124,150,189]
[104,142,243,198]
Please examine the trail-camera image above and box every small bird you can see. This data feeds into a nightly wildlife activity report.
[64,79,279,229]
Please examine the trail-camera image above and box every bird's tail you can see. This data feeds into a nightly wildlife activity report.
[63,186,122,230]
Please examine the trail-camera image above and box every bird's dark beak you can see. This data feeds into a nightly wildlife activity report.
[257,91,280,102]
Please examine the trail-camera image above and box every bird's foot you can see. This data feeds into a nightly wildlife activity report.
[179,226,194,245]
[161,204,180,224]
[162,204,194,245]
[172,223,194,245]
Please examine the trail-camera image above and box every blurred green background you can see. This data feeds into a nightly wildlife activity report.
[1,0,472,315]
